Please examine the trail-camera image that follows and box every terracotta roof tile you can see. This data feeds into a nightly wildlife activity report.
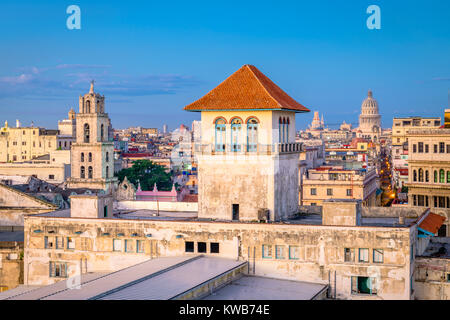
[184,65,310,113]
[419,213,446,235]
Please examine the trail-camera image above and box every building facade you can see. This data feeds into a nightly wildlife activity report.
[405,110,450,236]
[66,82,117,191]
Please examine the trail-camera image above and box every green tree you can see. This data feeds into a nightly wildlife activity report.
[116,160,173,191]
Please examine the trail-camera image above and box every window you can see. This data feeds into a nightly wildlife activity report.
[215,118,226,152]
[351,276,377,295]
[106,166,109,179]
[289,246,299,260]
[246,118,259,152]
[262,245,272,258]
[373,249,384,263]
[185,241,194,253]
[440,169,445,183]
[84,123,90,143]
[425,144,429,153]
[88,152,92,162]
[327,188,333,196]
[230,118,242,152]
[49,262,67,278]
[310,188,317,195]
[346,189,352,196]
[447,274,450,282]
[103,205,108,218]
[125,240,133,252]
[49,175,55,180]
[137,240,144,253]
[344,248,355,262]
[44,236,53,249]
[447,171,450,183]
[113,239,122,252]
[81,152,84,162]
[80,166,85,179]
[210,242,220,254]
[86,100,91,113]
[55,237,64,250]
[101,124,104,141]
[439,142,445,153]
[88,166,93,179]
[447,145,450,153]
[418,169,423,182]
[434,170,438,183]
[275,245,285,259]
[413,144,417,153]
[413,170,417,182]
[197,242,207,253]
[425,170,429,182]
[106,152,109,162]
[66,237,75,250]
[232,204,239,221]
[418,142,423,153]
[359,248,369,262]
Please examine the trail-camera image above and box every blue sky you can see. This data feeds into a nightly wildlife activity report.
[0,0,449,131]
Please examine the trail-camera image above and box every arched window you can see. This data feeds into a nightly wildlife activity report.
[413,170,417,182]
[81,152,84,162]
[106,152,109,162]
[86,100,91,113]
[279,117,282,143]
[286,118,290,143]
[88,152,92,162]
[101,124,104,141]
[246,118,259,152]
[434,170,438,183]
[418,169,423,182]
[88,166,93,179]
[80,166,85,179]
[425,170,429,182]
[214,118,226,152]
[106,166,109,178]
[440,169,445,183]
[84,123,90,143]
[230,118,242,152]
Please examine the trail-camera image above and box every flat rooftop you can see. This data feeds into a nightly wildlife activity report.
[203,276,327,300]
[0,256,247,300]
[32,209,417,228]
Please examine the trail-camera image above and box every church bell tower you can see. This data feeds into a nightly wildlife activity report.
[66,81,118,191]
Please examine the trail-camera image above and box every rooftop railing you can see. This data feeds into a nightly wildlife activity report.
[194,143,303,155]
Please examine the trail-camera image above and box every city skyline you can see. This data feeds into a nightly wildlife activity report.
[0,0,449,130]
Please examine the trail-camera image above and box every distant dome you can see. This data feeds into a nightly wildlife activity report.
[361,90,379,115]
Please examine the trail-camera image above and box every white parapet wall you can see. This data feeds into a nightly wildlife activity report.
[117,200,198,212]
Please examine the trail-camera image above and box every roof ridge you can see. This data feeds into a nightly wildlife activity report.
[245,65,282,109]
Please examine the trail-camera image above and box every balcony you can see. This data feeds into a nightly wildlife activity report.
[194,143,303,155]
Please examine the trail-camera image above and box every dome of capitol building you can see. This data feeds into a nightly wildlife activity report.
[358,90,381,141]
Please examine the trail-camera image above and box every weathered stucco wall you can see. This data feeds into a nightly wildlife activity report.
[24,215,414,300]
[117,200,198,212]
[415,257,450,300]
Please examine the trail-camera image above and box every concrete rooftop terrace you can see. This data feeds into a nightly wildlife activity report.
[31,209,418,228]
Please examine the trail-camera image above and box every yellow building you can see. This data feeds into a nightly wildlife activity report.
[302,166,379,207]
[0,121,61,163]
[405,109,450,236]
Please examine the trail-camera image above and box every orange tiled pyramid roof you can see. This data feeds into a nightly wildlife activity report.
[184,65,310,112]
